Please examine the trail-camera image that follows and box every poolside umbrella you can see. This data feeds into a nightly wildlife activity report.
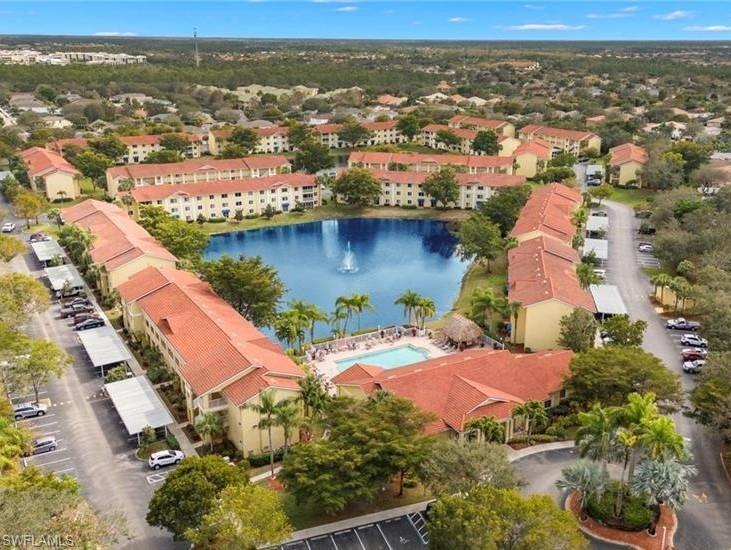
[442,314,483,345]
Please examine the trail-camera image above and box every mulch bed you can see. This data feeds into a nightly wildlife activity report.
[567,491,677,550]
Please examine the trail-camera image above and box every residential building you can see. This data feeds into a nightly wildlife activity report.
[609,143,648,186]
[50,133,204,164]
[420,124,477,154]
[19,147,81,200]
[348,151,515,174]
[512,139,552,178]
[448,115,516,137]
[508,236,596,351]
[61,200,177,295]
[510,183,582,245]
[105,156,291,196]
[208,126,293,156]
[517,125,601,156]
[126,173,319,220]
[375,94,408,107]
[371,170,525,209]
[333,349,573,441]
[118,266,305,455]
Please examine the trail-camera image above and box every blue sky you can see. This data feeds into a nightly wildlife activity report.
[2,1,731,40]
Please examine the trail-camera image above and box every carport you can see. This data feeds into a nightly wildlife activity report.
[590,284,628,320]
[583,238,608,263]
[585,216,609,238]
[76,326,132,376]
[104,376,174,444]
[30,239,65,267]
[44,264,84,295]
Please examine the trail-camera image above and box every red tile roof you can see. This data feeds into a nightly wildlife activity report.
[609,143,648,166]
[422,123,477,140]
[106,155,290,180]
[118,266,304,399]
[519,124,598,142]
[508,236,596,311]
[20,147,79,177]
[62,200,176,271]
[449,115,509,131]
[332,349,573,433]
[128,173,316,202]
[348,151,514,169]
[370,169,525,188]
[510,183,581,243]
[514,139,552,159]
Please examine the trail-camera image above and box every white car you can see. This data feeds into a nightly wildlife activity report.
[638,243,653,253]
[1,222,16,233]
[682,359,705,374]
[148,449,185,470]
[680,334,708,348]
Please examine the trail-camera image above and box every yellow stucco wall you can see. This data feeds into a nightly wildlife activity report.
[616,161,643,186]
[501,123,516,138]
[336,385,368,399]
[498,137,521,156]
[43,172,80,201]
[514,299,576,351]
[514,153,539,178]
[106,255,177,292]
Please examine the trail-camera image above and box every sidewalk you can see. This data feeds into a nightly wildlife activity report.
[506,440,575,462]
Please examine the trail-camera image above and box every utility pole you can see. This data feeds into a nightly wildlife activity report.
[193,28,200,68]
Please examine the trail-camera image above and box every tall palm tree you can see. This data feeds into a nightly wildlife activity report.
[614,428,638,516]
[556,460,608,520]
[470,288,508,331]
[289,300,328,343]
[576,262,601,289]
[609,392,659,483]
[630,459,697,512]
[669,276,692,313]
[650,273,673,304]
[512,400,549,437]
[394,290,421,326]
[639,416,685,462]
[576,403,619,471]
[329,308,348,338]
[195,411,224,452]
[297,373,330,441]
[414,296,436,329]
[274,310,305,352]
[465,416,505,443]
[244,390,284,477]
[350,293,374,331]
[274,401,299,452]
[334,295,354,334]
[571,208,588,228]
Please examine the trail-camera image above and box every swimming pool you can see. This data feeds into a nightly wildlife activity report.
[335,344,431,371]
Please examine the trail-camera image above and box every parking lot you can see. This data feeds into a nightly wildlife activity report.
[271,513,429,550]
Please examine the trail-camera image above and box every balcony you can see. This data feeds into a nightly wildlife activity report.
[193,396,228,412]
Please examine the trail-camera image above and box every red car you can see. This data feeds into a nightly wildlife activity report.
[681,348,707,361]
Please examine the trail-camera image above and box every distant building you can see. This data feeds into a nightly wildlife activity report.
[609,143,648,186]
[50,133,204,164]
[518,124,601,156]
[19,147,80,200]
[348,151,515,174]
[512,139,552,178]
[448,115,516,138]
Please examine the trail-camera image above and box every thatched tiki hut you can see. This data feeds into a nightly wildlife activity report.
[441,314,483,348]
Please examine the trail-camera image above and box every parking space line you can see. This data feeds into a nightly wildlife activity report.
[32,456,71,468]
[38,430,60,436]
[352,528,367,550]
[375,524,393,550]
[54,467,76,474]
[26,447,68,459]
[30,421,57,429]
[18,413,55,423]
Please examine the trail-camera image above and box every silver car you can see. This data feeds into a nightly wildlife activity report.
[29,436,57,455]
[13,402,48,420]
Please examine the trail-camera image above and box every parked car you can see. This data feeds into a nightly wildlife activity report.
[13,402,48,420]
[591,210,608,218]
[73,318,104,331]
[638,243,654,253]
[1,222,16,233]
[587,179,602,187]
[638,222,656,235]
[577,156,590,164]
[60,303,95,318]
[60,296,89,308]
[681,348,708,361]
[593,268,606,280]
[29,232,49,243]
[666,317,701,331]
[682,359,706,374]
[27,436,57,455]
[55,287,85,299]
[148,450,185,470]
[71,312,101,324]
[635,209,653,219]
[680,334,708,348]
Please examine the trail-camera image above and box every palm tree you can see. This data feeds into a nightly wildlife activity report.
[630,459,698,512]
[614,428,638,516]
[609,392,659,483]
[638,416,685,462]
[575,403,619,471]
[512,400,549,437]
[289,300,328,343]
[557,460,608,520]
[669,276,692,313]
[195,412,224,453]
[297,373,330,441]
[414,296,436,329]
[274,310,305,352]
[350,293,374,330]
[394,290,421,326]
[571,208,588,228]
[650,273,673,304]
[244,390,283,477]
[334,295,355,334]
[274,401,299,453]
[329,308,348,338]
[465,416,505,443]
[576,262,601,289]
[470,288,508,331]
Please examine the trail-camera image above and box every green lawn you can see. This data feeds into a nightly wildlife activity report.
[606,187,654,209]
[279,479,431,530]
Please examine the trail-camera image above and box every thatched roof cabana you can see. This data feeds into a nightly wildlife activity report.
[441,314,483,344]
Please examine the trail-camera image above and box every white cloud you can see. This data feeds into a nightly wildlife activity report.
[683,25,731,32]
[448,17,469,24]
[654,10,693,20]
[500,23,585,31]
[523,4,544,10]
[621,6,639,13]
[412,20,422,26]
[93,31,137,36]
[335,5,357,11]
[587,6,637,19]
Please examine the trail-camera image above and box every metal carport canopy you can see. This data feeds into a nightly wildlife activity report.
[590,284,628,316]
[586,216,609,233]
[104,376,174,436]
[76,326,132,368]
[30,240,65,263]
[583,238,609,261]
[44,264,84,290]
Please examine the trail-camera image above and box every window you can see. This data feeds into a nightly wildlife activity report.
[543,399,553,409]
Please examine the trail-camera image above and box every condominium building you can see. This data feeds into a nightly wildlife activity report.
[448,115,516,137]
[61,200,177,295]
[517,125,601,156]
[420,124,477,154]
[348,151,515,174]
[208,126,293,156]
[118,266,305,455]
[512,139,553,178]
[370,169,526,209]
[126,173,319,220]
[510,183,582,245]
[105,156,291,196]
[609,143,648,186]
[50,133,204,164]
[19,147,81,200]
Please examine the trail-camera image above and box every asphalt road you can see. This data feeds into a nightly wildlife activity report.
[1,203,181,549]
[604,200,731,550]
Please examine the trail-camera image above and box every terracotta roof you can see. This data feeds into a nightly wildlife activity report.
[422,123,477,140]
[106,155,290,180]
[449,115,509,130]
[61,200,176,271]
[514,139,552,159]
[332,349,573,433]
[20,147,79,177]
[348,151,514,169]
[48,137,88,153]
[510,183,581,243]
[128,173,316,202]
[376,94,407,106]
[519,124,598,142]
[609,143,648,166]
[508,236,596,311]
[371,169,525,188]
[118,266,304,398]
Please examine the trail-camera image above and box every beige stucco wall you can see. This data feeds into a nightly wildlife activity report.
[43,171,80,201]
[513,299,577,351]
[106,255,177,292]
[498,137,521,156]
[615,161,643,186]
[514,153,539,178]
[336,384,368,400]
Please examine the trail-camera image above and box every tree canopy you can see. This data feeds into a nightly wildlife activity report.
[331,167,382,207]
[422,166,459,208]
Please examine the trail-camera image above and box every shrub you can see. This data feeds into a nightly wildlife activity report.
[244,214,259,219]
[166,433,180,450]
[544,423,568,439]
[586,481,655,531]
[147,363,171,384]
[400,204,418,210]
[246,448,284,467]
[508,434,559,445]
[208,217,227,223]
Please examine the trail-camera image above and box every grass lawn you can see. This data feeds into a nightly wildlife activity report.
[135,440,169,460]
[279,479,431,530]
[607,187,654,209]
[199,203,470,235]
[21,222,60,237]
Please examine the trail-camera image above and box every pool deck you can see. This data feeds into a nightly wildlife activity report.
[311,335,450,380]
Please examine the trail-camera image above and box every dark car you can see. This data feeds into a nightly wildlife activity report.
[29,232,50,243]
[71,312,101,325]
[666,317,701,331]
[60,296,89,308]
[60,303,95,318]
[73,318,104,331]
[681,348,708,361]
